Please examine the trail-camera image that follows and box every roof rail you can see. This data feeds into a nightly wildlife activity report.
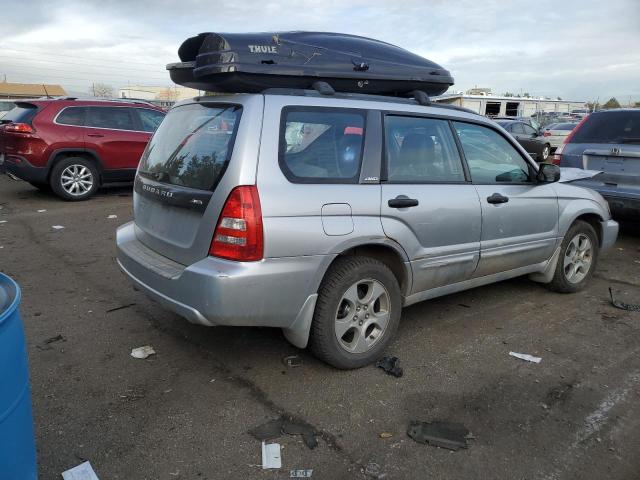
[261,88,479,115]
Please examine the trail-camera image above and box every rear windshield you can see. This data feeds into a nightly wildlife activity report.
[138,103,241,191]
[572,111,640,144]
[1,103,38,124]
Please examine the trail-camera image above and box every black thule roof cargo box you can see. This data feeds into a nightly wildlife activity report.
[167,32,454,96]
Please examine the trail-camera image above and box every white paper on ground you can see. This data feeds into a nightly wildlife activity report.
[0,220,7,224]
[558,167,602,183]
[107,214,118,219]
[62,461,100,480]
[52,225,65,230]
[262,441,281,469]
[37,209,47,213]
[130,345,156,359]
[509,351,542,363]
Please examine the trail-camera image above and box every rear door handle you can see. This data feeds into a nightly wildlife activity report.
[388,196,419,208]
[87,133,104,138]
[487,193,509,204]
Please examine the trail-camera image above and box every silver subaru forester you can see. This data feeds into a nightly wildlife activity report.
[116,91,618,369]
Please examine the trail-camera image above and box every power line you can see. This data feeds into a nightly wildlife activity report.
[0,54,168,74]
[0,47,170,67]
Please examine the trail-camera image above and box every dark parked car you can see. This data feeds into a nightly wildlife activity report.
[0,98,165,200]
[496,120,551,161]
[555,109,640,218]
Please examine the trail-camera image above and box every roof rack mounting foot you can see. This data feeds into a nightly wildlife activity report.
[312,81,335,96]
[411,90,431,106]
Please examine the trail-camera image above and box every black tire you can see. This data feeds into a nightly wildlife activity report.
[541,144,551,162]
[546,220,599,293]
[309,256,402,369]
[50,157,99,201]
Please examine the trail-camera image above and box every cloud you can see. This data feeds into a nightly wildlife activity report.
[0,0,638,100]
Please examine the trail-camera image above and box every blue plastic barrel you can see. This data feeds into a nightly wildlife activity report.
[0,273,38,480]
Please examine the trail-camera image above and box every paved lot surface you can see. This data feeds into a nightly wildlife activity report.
[1,174,640,480]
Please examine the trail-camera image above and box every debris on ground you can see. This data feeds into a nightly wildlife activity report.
[261,441,281,469]
[407,421,471,451]
[37,209,47,213]
[36,334,66,350]
[290,468,313,478]
[609,287,640,312]
[509,351,542,363]
[106,303,136,313]
[52,225,65,230]
[379,432,393,439]
[62,461,100,480]
[107,214,118,219]
[0,220,7,224]
[283,355,303,367]
[364,462,382,477]
[376,356,403,377]
[249,416,318,449]
[130,345,156,359]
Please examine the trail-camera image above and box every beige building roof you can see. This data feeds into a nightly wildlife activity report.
[0,81,67,98]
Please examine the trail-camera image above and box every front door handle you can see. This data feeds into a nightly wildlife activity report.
[388,196,419,208]
[87,133,104,138]
[487,193,509,204]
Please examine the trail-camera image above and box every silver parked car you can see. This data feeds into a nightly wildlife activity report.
[116,91,618,369]
[540,122,578,150]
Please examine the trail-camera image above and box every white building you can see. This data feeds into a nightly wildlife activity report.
[434,93,586,117]
[118,85,202,108]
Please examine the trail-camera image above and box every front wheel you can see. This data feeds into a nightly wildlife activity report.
[309,256,402,369]
[546,220,599,293]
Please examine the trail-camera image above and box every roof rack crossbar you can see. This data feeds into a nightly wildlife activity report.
[311,81,335,96]
[410,90,431,106]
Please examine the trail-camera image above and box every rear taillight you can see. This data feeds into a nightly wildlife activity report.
[543,131,551,137]
[4,123,34,134]
[209,186,263,261]
[552,115,589,165]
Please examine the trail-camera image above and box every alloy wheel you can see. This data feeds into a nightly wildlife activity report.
[563,233,593,283]
[60,164,94,196]
[334,278,391,354]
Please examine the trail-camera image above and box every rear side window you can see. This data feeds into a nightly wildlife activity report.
[136,108,165,132]
[138,103,241,191]
[572,111,640,144]
[2,103,38,124]
[384,116,465,183]
[555,123,576,130]
[87,107,135,131]
[280,107,365,183]
[56,107,87,126]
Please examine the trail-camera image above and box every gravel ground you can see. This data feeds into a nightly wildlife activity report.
[1,175,640,480]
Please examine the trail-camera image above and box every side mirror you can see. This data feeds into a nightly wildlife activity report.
[537,162,560,183]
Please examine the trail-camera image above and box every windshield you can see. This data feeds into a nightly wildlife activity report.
[138,103,241,191]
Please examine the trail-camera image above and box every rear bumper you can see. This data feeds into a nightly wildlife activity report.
[116,221,327,329]
[600,219,619,250]
[3,156,48,184]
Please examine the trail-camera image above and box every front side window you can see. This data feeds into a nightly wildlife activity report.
[87,107,135,131]
[384,116,465,183]
[510,123,524,134]
[138,103,241,191]
[137,108,165,132]
[280,108,365,183]
[56,107,87,127]
[453,121,531,184]
[522,124,537,135]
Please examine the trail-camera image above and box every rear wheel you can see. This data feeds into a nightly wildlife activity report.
[50,157,99,201]
[541,144,551,161]
[309,256,401,369]
[546,220,598,293]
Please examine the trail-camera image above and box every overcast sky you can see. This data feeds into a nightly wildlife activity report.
[1,0,639,102]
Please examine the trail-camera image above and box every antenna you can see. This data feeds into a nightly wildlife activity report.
[42,84,51,99]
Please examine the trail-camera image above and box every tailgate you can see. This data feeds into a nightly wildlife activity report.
[582,146,640,188]
[132,95,264,266]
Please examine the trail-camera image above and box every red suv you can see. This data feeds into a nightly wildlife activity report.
[0,98,165,200]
